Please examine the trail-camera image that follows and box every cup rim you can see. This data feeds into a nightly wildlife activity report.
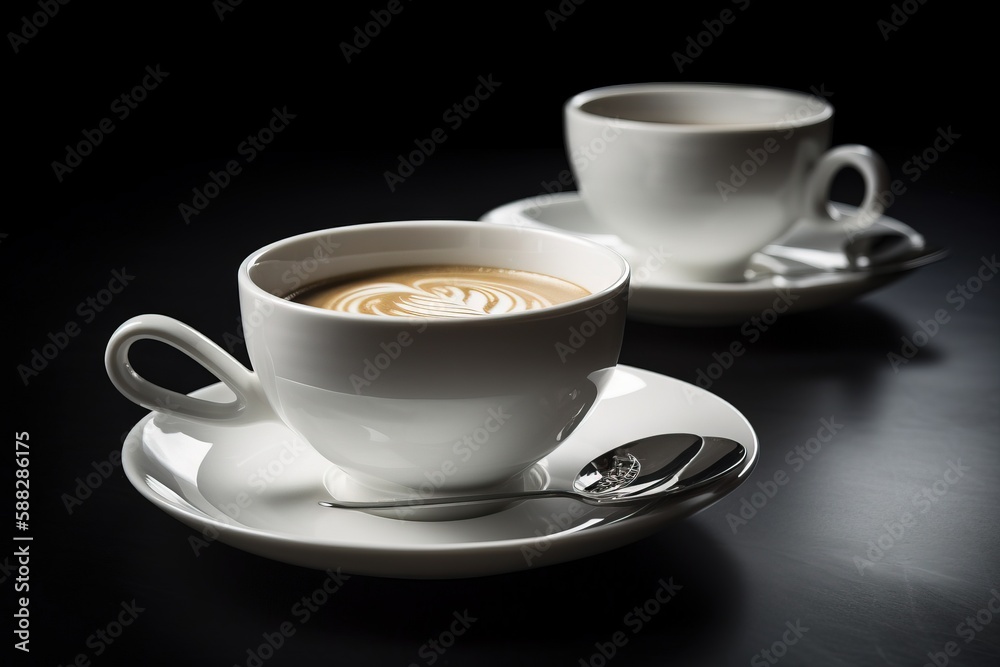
[566,82,834,133]
[238,220,631,324]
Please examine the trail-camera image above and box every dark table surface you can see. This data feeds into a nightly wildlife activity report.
[7,2,998,666]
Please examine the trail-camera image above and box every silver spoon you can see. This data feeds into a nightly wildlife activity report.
[318,433,746,510]
[749,237,947,279]
[746,215,947,279]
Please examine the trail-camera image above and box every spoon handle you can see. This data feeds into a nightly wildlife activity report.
[317,483,698,510]
[318,489,585,510]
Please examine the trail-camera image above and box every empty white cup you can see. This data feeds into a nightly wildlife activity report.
[566,83,890,282]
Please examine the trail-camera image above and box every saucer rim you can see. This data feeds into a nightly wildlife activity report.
[480,191,917,292]
[121,366,759,575]
[480,192,929,325]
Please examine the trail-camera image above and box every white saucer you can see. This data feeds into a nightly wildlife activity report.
[480,192,937,325]
[122,365,758,579]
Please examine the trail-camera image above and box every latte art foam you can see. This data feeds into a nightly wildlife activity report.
[291,266,590,318]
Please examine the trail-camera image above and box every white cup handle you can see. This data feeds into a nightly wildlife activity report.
[802,144,890,232]
[105,314,276,425]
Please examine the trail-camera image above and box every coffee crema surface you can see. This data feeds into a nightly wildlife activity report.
[289,265,590,318]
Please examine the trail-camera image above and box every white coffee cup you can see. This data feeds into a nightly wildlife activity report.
[106,221,629,502]
[565,82,890,282]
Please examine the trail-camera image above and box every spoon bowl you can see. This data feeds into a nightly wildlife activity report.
[318,433,747,512]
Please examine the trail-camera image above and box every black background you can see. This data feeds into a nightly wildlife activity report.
[5,1,998,666]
